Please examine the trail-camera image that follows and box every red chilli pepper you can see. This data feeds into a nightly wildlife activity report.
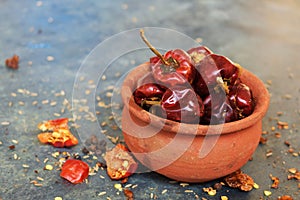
[151,49,195,87]
[104,144,138,180]
[202,92,237,125]
[161,86,204,123]
[187,45,213,64]
[140,29,195,87]
[209,54,241,88]
[37,118,78,148]
[193,54,241,97]
[228,82,255,119]
[60,159,89,184]
[133,83,165,106]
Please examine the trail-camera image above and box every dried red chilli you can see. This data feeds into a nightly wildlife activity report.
[104,144,138,180]
[60,159,89,184]
[141,29,195,87]
[134,29,255,125]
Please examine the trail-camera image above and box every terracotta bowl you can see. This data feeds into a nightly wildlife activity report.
[121,62,270,183]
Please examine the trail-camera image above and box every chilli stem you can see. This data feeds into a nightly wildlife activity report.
[140,29,170,66]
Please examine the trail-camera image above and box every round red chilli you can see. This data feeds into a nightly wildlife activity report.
[60,159,89,184]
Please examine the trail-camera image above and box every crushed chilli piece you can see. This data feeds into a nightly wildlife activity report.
[38,118,69,131]
[5,54,19,69]
[270,174,280,189]
[203,187,216,196]
[259,136,268,144]
[37,118,78,148]
[123,188,134,200]
[60,159,89,184]
[213,182,223,190]
[224,169,254,191]
[278,195,293,200]
[104,143,138,180]
[287,171,300,180]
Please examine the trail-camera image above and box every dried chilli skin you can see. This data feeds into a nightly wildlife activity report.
[287,171,300,180]
[37,118,78,148]
[160,86,204,123]
[224,169,254,191]
[151,49,196,87]
[278,195,294,200]
[5,54,19,69]
[123,188,134,200]
[104,144,138,180]
[60,159,89,184]
[38,118,69,131]
[270,174,280,189]
[187,45,213,64]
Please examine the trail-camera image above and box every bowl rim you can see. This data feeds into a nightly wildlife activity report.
[121,62,270,136]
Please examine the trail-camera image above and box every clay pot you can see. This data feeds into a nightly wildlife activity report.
[121,62,270,183]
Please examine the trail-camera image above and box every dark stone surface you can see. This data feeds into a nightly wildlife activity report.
[1,0,300,199]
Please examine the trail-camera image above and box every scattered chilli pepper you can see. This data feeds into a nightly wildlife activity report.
[123,188,134,200]
[277,195,294,200]
[37,118,78,148]
[5,54,19,69]
[60,159,89,184]
[140,29,195,87]
[38,118,69,131]
[104,143,138,180]
[224,169,255,191]
[270,174,280,189]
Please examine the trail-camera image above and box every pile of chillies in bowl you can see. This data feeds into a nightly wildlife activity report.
[133,29,255,125]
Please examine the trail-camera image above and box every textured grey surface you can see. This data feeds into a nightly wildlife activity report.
[1,0,300,199]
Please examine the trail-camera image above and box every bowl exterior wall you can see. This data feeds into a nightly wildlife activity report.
[122,107,262,182]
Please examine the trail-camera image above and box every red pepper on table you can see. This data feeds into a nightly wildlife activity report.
[104,144,138,180]
[161,86,204,123]
[140,29,195,87]
[60,159,89,184]
[37,118,78,148]
[38,118,69,131]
